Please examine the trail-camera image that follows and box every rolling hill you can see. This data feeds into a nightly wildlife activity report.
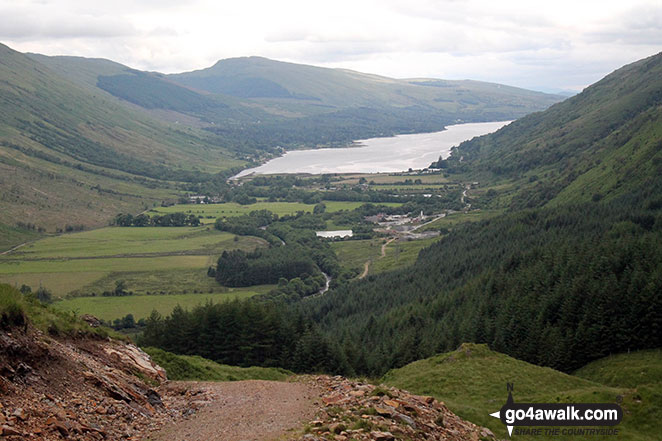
[34,52,563,151]
[383,344,661,441]
[168,56,562,146]
[170,56,559,114]
[0,43,244,242]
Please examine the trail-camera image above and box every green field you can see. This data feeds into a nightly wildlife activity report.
[54,285,274,321]
[9,227,253,259]
[331,239,384,272]
[335,173,449,186]
[371,237,440,273]
[367,184,452,191]
[0,226,267,297]
[150,200,403,223]
[331,236,441,276]
[0,224,41,253]
[417,209,504,232]
[383,344,661,441]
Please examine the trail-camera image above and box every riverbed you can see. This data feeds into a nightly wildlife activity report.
[234,120,510,177]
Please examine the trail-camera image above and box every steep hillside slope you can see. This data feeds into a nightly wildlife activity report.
[384,344,660,441]
[439,51,662,208]
[0,43,242,237]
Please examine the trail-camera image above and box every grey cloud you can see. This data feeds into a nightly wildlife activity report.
[0,8,136,39]
[585,5,662,46]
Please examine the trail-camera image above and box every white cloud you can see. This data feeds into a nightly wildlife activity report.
[0,0,660,91]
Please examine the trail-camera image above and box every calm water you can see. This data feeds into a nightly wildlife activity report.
[234,121,510,177]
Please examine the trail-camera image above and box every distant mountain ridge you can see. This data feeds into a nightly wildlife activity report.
[32,52,563,151]
[168,55,562,114]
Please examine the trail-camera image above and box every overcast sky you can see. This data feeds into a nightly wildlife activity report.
[1,0,660,93]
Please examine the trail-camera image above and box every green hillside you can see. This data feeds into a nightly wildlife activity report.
[575,349,662,389]
[167,56,562,148]
[37,53,561,152]
[438,51,662,209]
[383,344,660,441]
[0,43,243,242]
[171,56,560,115]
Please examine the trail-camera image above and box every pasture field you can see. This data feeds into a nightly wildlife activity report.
[0,226,267,297]
[0,255,210,275]
[73,268,224,296]
[367,184,453,191]
[331,239,384,272]
[334,173,449,186]
[8,227,255,259]
[323,201,402,211]
[371,236,441,273]
[417,209,503,232]
[0,224,41,253]
[53,285,274,321]
[150,200,403,223]
[331,236,440,276]
[324,220,354,230]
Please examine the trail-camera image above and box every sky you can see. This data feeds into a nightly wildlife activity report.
[1,0,660,93]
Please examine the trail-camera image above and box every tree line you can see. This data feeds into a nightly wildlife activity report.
[137,301,351,374]
[114,212,200,227]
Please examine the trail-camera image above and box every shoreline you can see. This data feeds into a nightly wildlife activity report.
[231,120,510,179]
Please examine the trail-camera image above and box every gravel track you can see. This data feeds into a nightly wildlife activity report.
[150,380,319,441]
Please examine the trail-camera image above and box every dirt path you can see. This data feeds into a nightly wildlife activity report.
[381,237,396,257]
[151,380,319,441]
[358,260,370,279]
[0,241,32,256]
[358,238,395,279]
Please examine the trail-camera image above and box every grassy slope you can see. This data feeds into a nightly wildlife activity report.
[144,347,292,381]
[574,350,662,437]
[170,56,562,118]
[371,237,441,274]
[0,283,119,339]
[331,239,384,273]
[0,224,41,253]
[0,226,267,296]
[450,51,662,209]
[574,349,662,388]
[0,43,242,237]
[383,344,660,441]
